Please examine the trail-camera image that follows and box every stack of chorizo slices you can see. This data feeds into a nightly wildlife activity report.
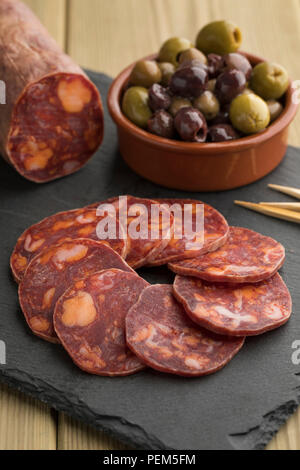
[11,196,292,378]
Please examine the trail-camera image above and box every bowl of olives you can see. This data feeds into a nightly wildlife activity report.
[108,20,298,192]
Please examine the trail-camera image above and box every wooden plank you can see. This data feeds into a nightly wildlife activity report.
[66,0,212,77]
[24,0,67,50]
[0,0,67,450]
[267,411,300,450]
[57,414,131,450]
[0,384,57,450]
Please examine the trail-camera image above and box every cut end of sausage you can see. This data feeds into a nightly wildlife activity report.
[7,73,104,182]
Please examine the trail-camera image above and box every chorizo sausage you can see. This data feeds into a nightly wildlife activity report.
[126,284,244,377]
[173,273,292,336]
[0,0,103,182]
[148,199,229,266]
[105,196,173,269]
[169,227,285,283]
[54,269,148,376]
[11,206,128,283]
[19,240,133,343]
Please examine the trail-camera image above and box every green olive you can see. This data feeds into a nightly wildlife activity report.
[196,20,242,55]
[122,86,152,129]
[178,48,207,65]
[240,88,255,95]
[158,62,176,86]
[169,97,192,116]
[267,99,283,122]
[129,60,162,88]
[158,37,193,66]
[193,91,220,120]
[206,79,216,93]
[250,62,289,100]
[230,93,270,134]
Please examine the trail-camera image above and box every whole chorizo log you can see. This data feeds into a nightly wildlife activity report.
[0,0,104,182]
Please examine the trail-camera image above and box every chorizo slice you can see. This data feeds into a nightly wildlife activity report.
[0,0,103,182]
[169,227,285,283]
[147,199,229,266]
[126,284,244,377]
[173,273,292,337]
[11,206,128,283]
[54,269,148,376]
[18,240,133,343]
[105,196,173,269]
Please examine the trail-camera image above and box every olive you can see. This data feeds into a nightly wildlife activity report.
[179,48,208,66]
[129,60,162,88]
[208,124,240,142]
[170,63,208,98]
[267,99,283,122]
[158,62,176,86]
[250,62,289,100]
[196,20,242,56]
[222,103,231,113]
[177,59,208,72]
[207,79,217,92]
[147,110,174,139]
[223,53,252,81]
[207,54,224,78]
[174,107,208,142]
[240,88,255,95]
[193,91,220,120]
[229,93,270,134]
[122,86,152,129]
[210,110,230,125]
[169,97,192,116]
[149,84,172,111]
[158,37,193,66]
[215,69,246,104]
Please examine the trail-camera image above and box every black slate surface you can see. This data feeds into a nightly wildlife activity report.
[0,70,300,450]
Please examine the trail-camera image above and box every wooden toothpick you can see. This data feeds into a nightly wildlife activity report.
[268,184,300,200]
[259,202,300,212]
[234,201,300,224]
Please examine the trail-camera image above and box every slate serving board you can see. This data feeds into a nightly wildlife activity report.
[0,70,300,450]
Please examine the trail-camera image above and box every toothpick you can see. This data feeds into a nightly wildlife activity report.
[259,202,300,212]
[268,184,300,200]
[234,201,300,224]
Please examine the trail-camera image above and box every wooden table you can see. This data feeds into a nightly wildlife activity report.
[1,0,300,450]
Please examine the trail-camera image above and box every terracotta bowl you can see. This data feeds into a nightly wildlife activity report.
[108,53,298,192]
